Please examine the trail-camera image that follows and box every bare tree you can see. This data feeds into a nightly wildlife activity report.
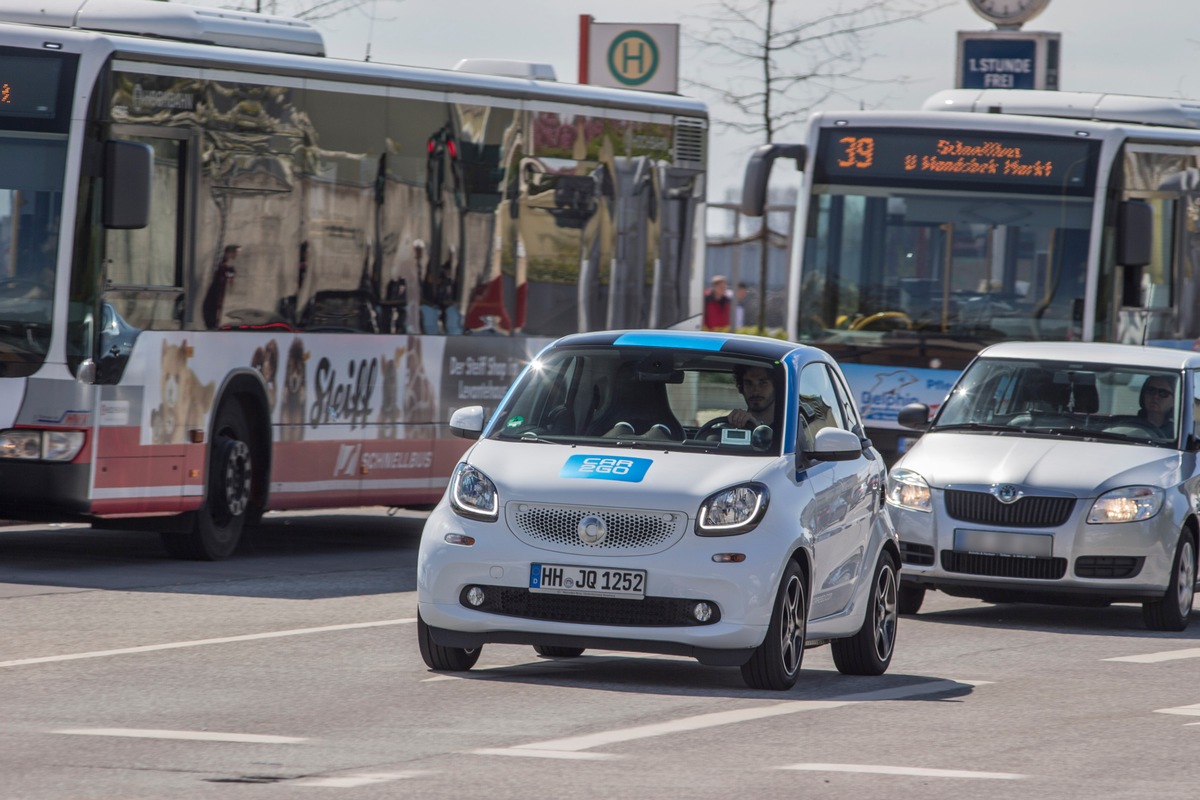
[691,0,952,142]
[692,0,951,332]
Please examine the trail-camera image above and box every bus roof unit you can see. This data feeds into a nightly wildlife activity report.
[924,88,1200,130]
[453,59,557,82]
[0,0,325,57]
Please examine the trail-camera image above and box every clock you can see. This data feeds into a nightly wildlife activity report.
[967,0,1051,28]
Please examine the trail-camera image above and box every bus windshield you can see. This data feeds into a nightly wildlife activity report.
[799,127,1100,369]
[0,132,66,375]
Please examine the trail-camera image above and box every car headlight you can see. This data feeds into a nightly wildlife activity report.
[449,463,498,521]
[886,468,932,512]
[1087,486,1163,524]
[696,482,769,535]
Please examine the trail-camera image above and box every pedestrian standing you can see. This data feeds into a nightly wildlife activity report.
[703,274,731,331]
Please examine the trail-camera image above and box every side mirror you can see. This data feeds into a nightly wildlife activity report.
[897,402,931,430]
[803,427,863,463]
[740,143,806,217]
[1117,200,1152,268]
[448,405,485,440]
[103,140,153,230]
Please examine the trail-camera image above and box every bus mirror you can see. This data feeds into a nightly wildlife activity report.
[740,143,806,217]
[1117,200,1152,268]
[102,140,153,230]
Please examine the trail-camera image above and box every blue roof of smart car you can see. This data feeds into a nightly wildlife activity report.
[548,330,810,361]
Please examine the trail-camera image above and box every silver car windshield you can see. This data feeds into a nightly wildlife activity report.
[934,358,1181,446]
[488,347,783,455]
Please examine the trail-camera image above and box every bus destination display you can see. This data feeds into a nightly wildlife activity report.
[0,54,63,120]
[816,128,1098,194]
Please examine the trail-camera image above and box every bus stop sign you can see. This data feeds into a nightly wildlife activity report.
[581,18,679,93]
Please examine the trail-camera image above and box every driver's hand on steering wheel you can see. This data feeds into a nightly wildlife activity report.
[726,409,762,429]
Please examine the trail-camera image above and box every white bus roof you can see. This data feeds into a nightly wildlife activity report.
[0,0,325,57]
[0,0,706,119]
[924,89,1200,130]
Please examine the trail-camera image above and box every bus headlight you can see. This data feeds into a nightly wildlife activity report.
[1087,486,1163,524]
[0,429,85,462]
[449,463,498,521]
[887,468,932,512]
[697,482,769,535]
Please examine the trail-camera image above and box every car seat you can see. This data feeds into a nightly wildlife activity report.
[585,362,685,439]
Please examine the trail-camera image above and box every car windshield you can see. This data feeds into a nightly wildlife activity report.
[488,347,784,456]
[933,357,1181,446]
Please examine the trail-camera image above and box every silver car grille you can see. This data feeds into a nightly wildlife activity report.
[945,489,1075,528]
[506,503,686,555]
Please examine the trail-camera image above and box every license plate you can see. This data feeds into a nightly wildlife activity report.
[954,529,1053,558]
[529,563,646,599]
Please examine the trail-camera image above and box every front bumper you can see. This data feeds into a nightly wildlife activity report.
[889,491,1181,603]
[417,502,785,658]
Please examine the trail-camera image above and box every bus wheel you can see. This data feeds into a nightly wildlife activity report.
[161,402,253,561]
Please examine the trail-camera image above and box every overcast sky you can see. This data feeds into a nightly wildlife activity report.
[185,0,1200,200]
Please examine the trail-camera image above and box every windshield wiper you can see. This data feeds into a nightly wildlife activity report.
[931,422,1012,433]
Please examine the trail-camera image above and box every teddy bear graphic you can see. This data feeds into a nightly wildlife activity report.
[150,339,215,445]
[279,338,309,442]
[251,339,280,415]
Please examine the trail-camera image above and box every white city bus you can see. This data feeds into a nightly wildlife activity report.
[0,0,708,558]
[742,87,1200,461]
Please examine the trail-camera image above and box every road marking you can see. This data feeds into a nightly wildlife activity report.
[54,728,306,744]
[0,619,416,669]
[292,771,427,787]
[1104,648,1200,664]
[779,763,1023,780]
[1155,703,1200,717]
[474,679,985,759]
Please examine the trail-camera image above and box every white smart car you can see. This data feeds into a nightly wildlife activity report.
[889,341,1199,630]
[417,330,900,690]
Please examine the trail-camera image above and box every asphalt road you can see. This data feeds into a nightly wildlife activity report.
[0,509,1197,799]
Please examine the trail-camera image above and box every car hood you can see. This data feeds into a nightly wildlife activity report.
[898,432,1182,497]
[465,441,776,514]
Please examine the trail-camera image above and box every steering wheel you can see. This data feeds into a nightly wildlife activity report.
[696,415,730,439]
[1105,417,1164,438]
[849,311,912,332]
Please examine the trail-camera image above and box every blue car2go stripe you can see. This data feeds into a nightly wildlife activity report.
[560,454,653,482]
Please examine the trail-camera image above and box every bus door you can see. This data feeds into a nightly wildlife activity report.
[92,126,196,514]
[1117,146,1200,347]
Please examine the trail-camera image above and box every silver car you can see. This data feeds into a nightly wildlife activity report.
[887,342,1198,630]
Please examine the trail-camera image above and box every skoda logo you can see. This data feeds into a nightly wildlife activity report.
[992,484,1022,504]
[578,514,607,545]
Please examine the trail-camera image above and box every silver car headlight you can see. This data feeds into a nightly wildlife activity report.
[696,482,769,535]
[886,468,932,512]
[1087,486,1163,524]
[448,463,498,521]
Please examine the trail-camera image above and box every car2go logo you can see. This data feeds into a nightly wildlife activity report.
[559,454,652,482]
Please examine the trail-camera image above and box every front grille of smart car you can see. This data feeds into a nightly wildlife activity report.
[945,489,1075,528]
[899,541,935,566]
[507,503,685,554]
[1074,556,1145,579]
[941,550,1067,580]
[460,586,719,627]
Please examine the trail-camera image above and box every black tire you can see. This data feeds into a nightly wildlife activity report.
[741,559,806,690]
[832,551,899,676]
[898,583,926,615]
[1143,532,1196,632]
[160,402,253,561]
[417,612,481,671]
[533,645,585,658]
